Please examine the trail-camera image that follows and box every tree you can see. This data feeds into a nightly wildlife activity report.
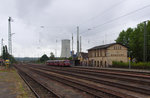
[1,45,16,63]
[116,28,133,48]
[39,54,49,62]
[116,21,150,62]
[2,45,9,60]
[50,52,55,60]
[147,21,150,61]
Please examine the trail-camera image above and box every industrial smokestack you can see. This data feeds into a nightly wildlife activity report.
[77,26,79,56]
[61,39,71,58]
[80,36,82,53]
[72,33,73,52]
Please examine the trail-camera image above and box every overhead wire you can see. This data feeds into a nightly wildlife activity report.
[79,0,126,26]
[82,3,150,35]
[80,3,150,47]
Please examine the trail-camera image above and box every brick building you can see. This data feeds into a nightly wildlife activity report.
[88,43,128,67]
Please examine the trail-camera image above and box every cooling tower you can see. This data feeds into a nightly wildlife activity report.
[61,39,71,58]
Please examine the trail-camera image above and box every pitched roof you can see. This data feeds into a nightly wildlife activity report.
[80,52,88,58]
[88,43,127,51]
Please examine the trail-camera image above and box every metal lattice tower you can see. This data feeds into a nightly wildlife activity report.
[77,26,79,56]
[8,17,12,55]
[1,38,3,55]
[72,33,73,52]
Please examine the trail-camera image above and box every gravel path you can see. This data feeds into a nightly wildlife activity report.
[0,67,35,98]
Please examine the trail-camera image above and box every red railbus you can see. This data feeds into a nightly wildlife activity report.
[46,60,71,67]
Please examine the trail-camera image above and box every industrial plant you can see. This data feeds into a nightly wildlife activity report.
[60,39,71,58]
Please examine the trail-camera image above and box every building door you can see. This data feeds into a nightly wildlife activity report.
[105,61,107,67]
[100,61,102,67]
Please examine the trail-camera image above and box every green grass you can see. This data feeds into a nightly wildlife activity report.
[112,61,150,69]
[0,68,16,72]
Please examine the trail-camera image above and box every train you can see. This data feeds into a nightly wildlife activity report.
[46,60,71,67]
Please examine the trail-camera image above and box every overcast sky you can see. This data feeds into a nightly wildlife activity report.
[0,0,150,57]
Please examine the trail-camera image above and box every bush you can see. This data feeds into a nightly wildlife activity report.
[112,61,150,69]
[112,61,128,68]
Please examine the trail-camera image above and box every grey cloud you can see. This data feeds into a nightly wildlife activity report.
[1,0,150,57]
[16,0,51,20]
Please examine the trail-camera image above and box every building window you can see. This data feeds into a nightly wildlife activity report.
[114,46,118,50]
[97,50,99,57]
[97,61,99,67]
[93,51,95,57]
[105,61,107,67]
[100,50,101,57]
[100,50,102,57]
[100,61,102,66]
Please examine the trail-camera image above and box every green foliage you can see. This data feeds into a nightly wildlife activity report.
[8,55,17,64]
[68,57,73,60]
[112,61,150,69]
[1,45,16,64]
[112,61,129,68]
[116,21,150,61]
[50,52,55,60]
[2,46,9,60]
[39,54,49,63]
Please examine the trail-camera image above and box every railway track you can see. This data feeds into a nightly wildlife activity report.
[15,65,63,98]
[26,66,150,95]
[16,64,124,98]
[15,64,150,98]
[24,64,150,96]
[27,64,150,85]
[74,66,150,74]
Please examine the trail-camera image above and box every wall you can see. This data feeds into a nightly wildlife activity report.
[88,44,128,67]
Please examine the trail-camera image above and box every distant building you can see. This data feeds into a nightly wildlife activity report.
[78,52,88,66]
[88,43,128,67]
[61,39,71,58]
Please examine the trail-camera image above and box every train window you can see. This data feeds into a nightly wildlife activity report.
[65,61,70,63]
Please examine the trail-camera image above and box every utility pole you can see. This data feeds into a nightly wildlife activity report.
[8,17,12,55]
[77,26,79,57]
[80,36,82,53]
[55,40,57,57]
[143,21,147,62]
[72,33,73,52]
[72,33,74,58]
[129,51,131,69]
[1,38,3,55]
[105,33,107,44]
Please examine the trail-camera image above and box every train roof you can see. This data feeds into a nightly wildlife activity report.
[46,60,69,62]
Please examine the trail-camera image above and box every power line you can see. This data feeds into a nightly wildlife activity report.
[93,4,150,29]
[79,0,126,26]
[81,3,150,35]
